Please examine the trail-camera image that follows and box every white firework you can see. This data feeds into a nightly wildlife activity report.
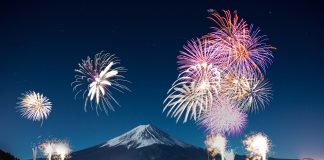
[243,133,270,160]
[72,51,129,114]
[17,91,52,122]
[224,149,235,160]
[221,72,271,112]
[198,97,247,136]
[205,134,227,160]
[55,142,71,160]
[163,63,221,123]
[40,141,55,160]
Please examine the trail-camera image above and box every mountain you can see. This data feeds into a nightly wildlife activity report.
[100,124,192,149]
[70,124,206,160]
[0,150,19,160]
[69,124,299,160]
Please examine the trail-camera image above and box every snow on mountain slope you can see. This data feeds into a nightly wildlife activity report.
[100,124,192,149]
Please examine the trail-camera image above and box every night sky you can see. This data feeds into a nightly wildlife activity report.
[1,0,323,159]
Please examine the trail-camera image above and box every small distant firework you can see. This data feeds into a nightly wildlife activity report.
[198,97,247,135]
[207,10,274,76]
[55,142,71,160]
[17,91,52,122]
[243,133,270,160]
[224,149,235,160]
[72,51,129,114]
[205,134,227,160]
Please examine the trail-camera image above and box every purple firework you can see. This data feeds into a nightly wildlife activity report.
[207,10,274,76]
[198,97,247,135]
[177,38,224,72]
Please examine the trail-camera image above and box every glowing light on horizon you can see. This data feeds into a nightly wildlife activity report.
[40,141,55,160]
[244,133,270,160]
[55,142,71,160]
[205,134,227,160]
[40,140,71,160]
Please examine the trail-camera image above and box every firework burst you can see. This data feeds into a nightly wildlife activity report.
[40,141,55,160]
[205,134,227,160]
[72,51,129,114]
[198,97,247,135]
[163,80,210,123]
[164,39,223,123]
[222,73,271,112]
[177,38,224,72]
[55,141,71,160]
[243,133,270,160]
[17,91,52,122]
[207,10,274,76]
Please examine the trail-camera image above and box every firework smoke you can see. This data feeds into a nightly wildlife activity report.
[72,51,129,114]
[17,91,52,123]
[244,133,270,160]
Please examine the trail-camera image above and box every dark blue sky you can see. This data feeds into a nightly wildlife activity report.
[0,0,323,159]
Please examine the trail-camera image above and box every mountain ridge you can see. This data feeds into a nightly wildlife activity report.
[99,124,193,149]
[68,124,299,160]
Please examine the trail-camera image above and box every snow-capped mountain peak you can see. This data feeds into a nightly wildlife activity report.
[100,124,192,149]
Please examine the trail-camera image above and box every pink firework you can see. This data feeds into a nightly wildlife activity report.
[207,10,274,76]
[198,97,247,135]
[177,38,224,72]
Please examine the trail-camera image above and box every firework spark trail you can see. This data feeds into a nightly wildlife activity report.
[32,147,37,160]
[17,91,52,123]
[244,133,270,160]
[207,10,274,76]
[205,134,227,160]
[72,51,129,114]
[198,97,247,135]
